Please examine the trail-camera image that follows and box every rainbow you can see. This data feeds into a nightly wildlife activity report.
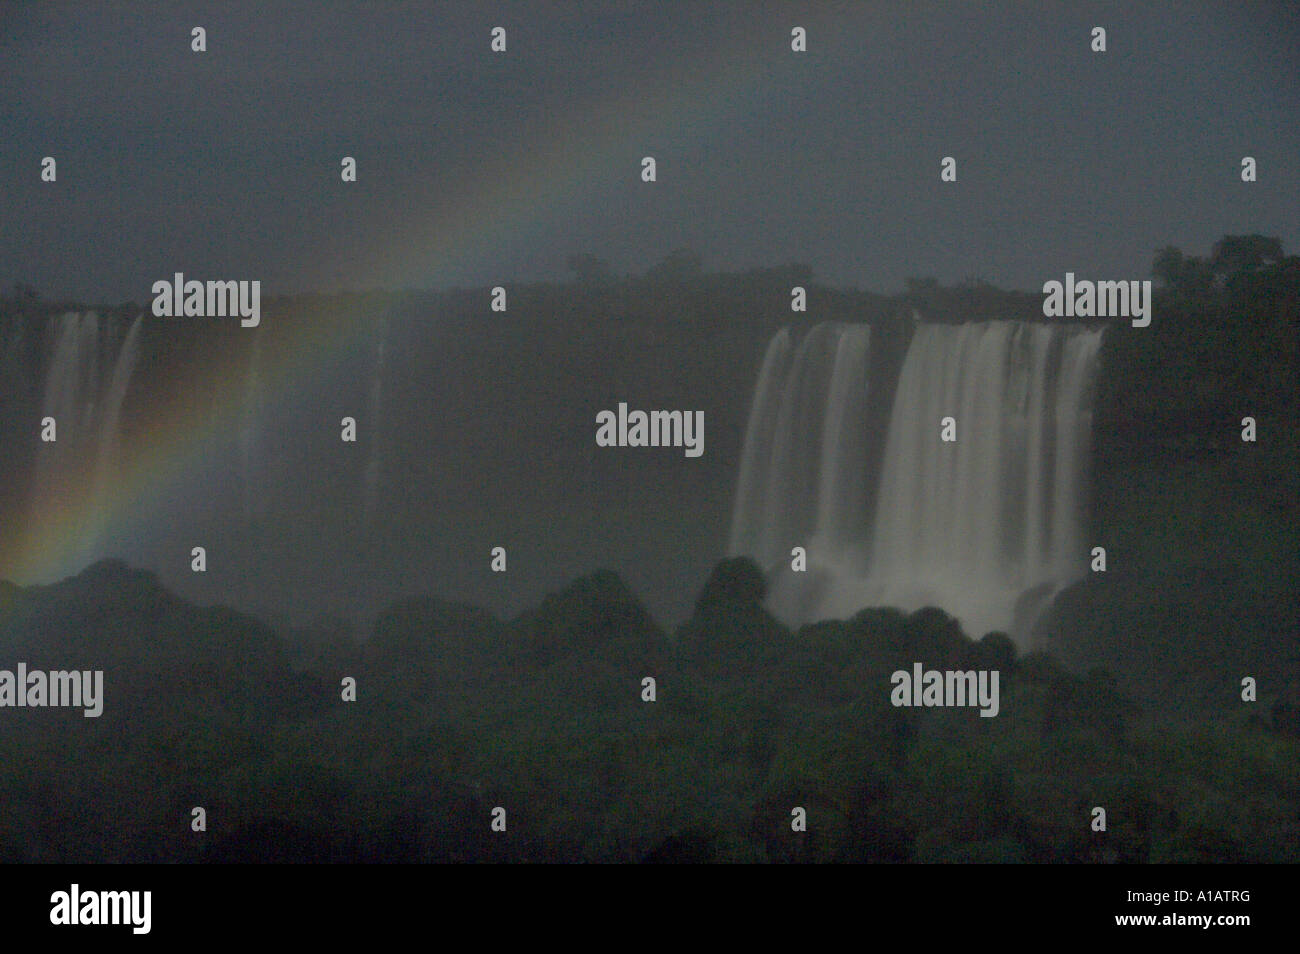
[7,10,844,585]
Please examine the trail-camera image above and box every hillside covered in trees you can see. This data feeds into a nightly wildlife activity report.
[0,552,1295,863]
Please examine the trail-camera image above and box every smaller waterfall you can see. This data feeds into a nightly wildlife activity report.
[90,314,144,518]
[24,312,146,574]
[728,322,871,570]
[812,324,872,556]
[727,328,793,560]
[34,312,101,481]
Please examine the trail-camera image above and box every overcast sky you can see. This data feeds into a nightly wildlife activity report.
[3,0,1297,301]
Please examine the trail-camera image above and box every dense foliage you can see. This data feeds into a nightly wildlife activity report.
[0,549,1294,863]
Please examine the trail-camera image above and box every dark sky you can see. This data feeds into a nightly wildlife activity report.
[3,0,1298,302]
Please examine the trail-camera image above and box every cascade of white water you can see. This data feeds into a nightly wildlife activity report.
[758,323,841,567]
[727,328,793,560]
[31,313,101,524]
[812,324,871,556]
[726,323,850,571]
[86,313,145,548]
[36,312,101,460]
[92,314,144,494]
[730,322,873,572]
[730,319,1104,642]
[24,312,147,574]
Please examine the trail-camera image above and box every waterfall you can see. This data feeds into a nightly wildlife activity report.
[729,323,861,571]
[812,324,871,555]
[24,311,146,574]
[727,328,793,561]
[757,322,842,566]
[35,312,101,477]
[28,313,103,564]
[90,314,144,516]
[729,319,1104,642]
